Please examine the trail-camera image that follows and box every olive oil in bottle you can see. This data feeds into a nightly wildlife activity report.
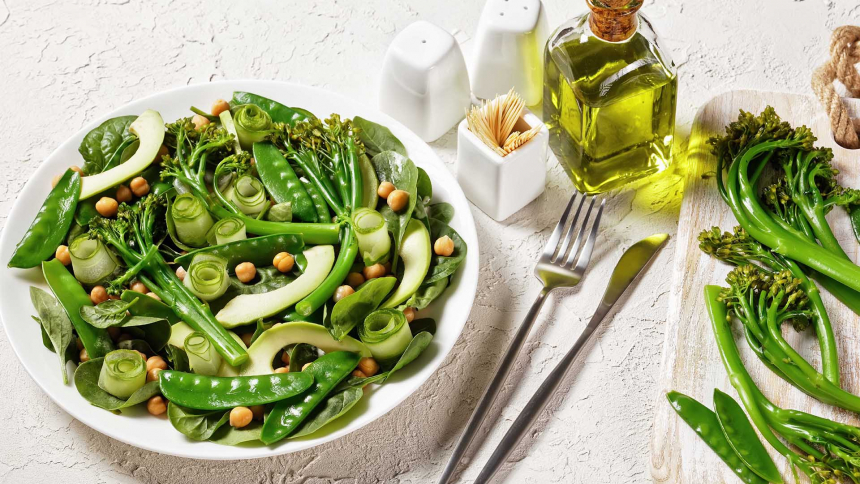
[544,0,677,194]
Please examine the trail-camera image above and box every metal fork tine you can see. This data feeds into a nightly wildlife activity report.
[568,197,605,270]
[541,193,578,259]
[560,196,595,265]
[552,195,587,263]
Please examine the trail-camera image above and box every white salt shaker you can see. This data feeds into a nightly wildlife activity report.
[470,0,550,106]
[378,20,471,142]
[457,108,548,221]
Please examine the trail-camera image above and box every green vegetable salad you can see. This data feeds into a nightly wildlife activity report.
[10,92,467,446]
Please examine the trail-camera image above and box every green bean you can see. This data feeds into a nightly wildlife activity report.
[210,205,339,245]
[9,169,80,268]
[295,225,357,316]
[159,370,313,410]
[261,351,360,444]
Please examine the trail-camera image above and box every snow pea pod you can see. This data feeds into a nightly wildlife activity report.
[667,391,768,484]
[174,234,303,272]
[9,169,80,268]
[300,177,331,222]
[261,350,360,444]
[713,389,783,483]
[159,370,314,410]
[42,259,114,358]
[253,142,318,222]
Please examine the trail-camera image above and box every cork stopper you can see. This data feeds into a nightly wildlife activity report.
[588,0,643,42]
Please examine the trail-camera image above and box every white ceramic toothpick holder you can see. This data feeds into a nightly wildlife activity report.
[378,20,471,142]
[457,109,548,221]
[470,0,550,106]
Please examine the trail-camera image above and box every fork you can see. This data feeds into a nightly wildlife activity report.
[437,192,605,484]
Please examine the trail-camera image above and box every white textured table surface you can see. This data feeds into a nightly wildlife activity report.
[1,1,858,483]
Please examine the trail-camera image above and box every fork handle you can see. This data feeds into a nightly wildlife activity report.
[437,288,551,484]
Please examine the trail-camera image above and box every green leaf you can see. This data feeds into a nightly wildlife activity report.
[80,298,165,328]
[165,344,190,372]
[288,343,319,372]
[405,278,448,310]
[427,202,454,224]
[74,358,160,411]
[409,318,437,335]
[208,422,263,445]
[30,287,74,384]
[425,219,467,284]
[78,116,138,175]
[416,167,432,201]
[122,290,181,325]
[372,151,419,270]
[340,331,433,388]
[290,387,363,439]
[249,319,271,345]
[167,402,230,441]
[354,117,407,157]
[328,277,397,340]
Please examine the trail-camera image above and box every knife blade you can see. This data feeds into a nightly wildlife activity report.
[473,233,669,484]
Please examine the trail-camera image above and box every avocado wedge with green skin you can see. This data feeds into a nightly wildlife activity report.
[239,322,371,376]
[382,219,431,308]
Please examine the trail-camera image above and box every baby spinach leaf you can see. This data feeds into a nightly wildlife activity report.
[409,318,437,335]
[78,116,138,175]
[124,320,172,352]
[372,151,418,269]
[427,202,455,224]
[208,422,263,445]
[289,343,319,372]
[30,287,74,384]
[328,277,397,340]
[231,92,313,126]
[249,319,271,345]
[290,387,363,439]
[405,278,448,310]
[416,167,432,201]
[118,338,157,356]
[425,218,467,284]
[122,290,181,325]
[354,117,407,158]
[165,344,190,372]
[167,402,230,441]
[80,298,164,328]
[74,357,160,411]
[340,331,434,388]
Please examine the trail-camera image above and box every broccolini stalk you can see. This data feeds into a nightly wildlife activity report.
[88,196,248,366]
[706,285,860,483]
[718,265,860,412]
[699,226,840,384]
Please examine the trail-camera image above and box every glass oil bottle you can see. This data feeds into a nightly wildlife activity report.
[544,0,677,194]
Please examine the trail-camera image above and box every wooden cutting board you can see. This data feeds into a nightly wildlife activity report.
[650,90,860,484]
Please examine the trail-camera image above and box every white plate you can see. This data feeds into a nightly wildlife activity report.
[0,80,479,460]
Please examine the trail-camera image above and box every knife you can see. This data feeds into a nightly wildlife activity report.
[472,233,669,483]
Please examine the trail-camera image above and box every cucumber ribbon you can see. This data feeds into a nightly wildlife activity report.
[353,208,391,266]
[98,349,146,398]
[358,309,413,364]
[184,331,223,376]
[69,235,119,284]
[233,104,272,150]
[183,253,230,301]
[171,193,214,247]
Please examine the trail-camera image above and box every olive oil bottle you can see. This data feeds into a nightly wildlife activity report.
[544,0,677,194]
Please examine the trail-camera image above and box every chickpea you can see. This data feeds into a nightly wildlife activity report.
[107,326,121,341]
[147,396,167,416]
[211,99,230,117]
[146,368,161,382]
[146,356,168,372]
[114,184,132,203]
[75,337,84,351]
[346,272,365,288]
[130,281,148,294]
[235,262,257,283]
[176,266,187,281]
[130,177,150,197]
[333,285,355,302]
[273,252,295,273]
[403,307,416,323]
[230,406,253,428]
[55,245,71,266]
[70,165,83,175]
[274,367,289,374]
[301,362,312,372]
[281,351,291,366]
[51,174,62,188]
[240,332,254,347]
[387,190,409,212]
[146,292,161,301]
[357,357,379,377]
[90,286,108,305]
[249,405,265,421]
[434,235,455,256]
[192,114,210,130]
[95,197,119,217]
[79,348,90,363]
[352,369,367,379]
[363,263,386,280]
[377,181,396,199]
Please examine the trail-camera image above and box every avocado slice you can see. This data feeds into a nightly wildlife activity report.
[382,219,431,308]
[239,322,371,376]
